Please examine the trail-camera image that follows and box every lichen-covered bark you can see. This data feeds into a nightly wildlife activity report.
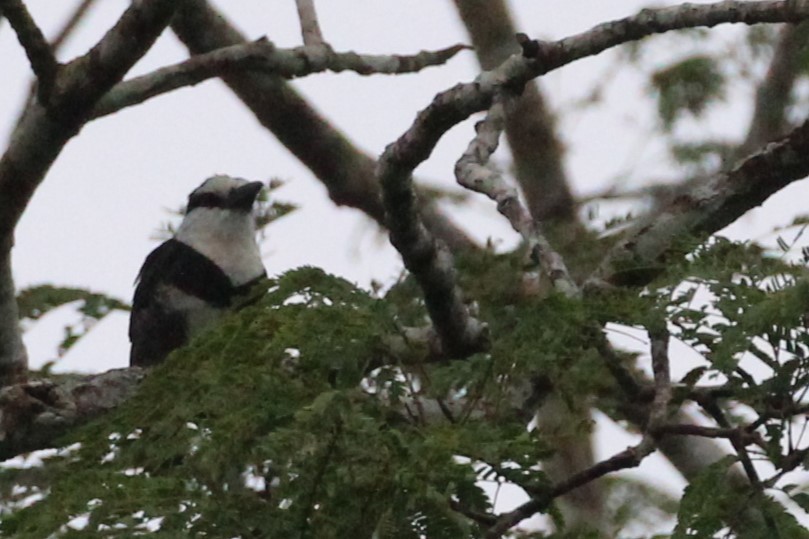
[591,117,809,287]
[453,0,575,223]
[0,368,145,459]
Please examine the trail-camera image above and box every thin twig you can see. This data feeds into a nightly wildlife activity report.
[0,0,58,101]
[450,499,498,527]
[659,424,763,445]
[486,441,657,538]
[295,0,325,47]
[51,0,98,52]
[487,328,671,537]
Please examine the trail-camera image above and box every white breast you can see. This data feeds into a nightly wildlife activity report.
[175,208,265,286]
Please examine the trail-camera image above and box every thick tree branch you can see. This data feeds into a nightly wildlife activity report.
[0,369,145,460]
[589,117,809,287]
[648,326,672,432]
[0,246,25,388]
[378,143,488,357]
[171,0,475,253]
[0,0,58,102]
[92,39,469,119]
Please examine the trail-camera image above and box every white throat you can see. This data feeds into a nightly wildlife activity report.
[175,208,265,286]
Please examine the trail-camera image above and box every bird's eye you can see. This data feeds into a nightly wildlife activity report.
[187,192,225,211]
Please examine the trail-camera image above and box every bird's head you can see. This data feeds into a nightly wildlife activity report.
[175,175,266,260]
[186,175,264,214]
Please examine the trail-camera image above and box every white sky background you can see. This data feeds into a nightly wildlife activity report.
[4,0,809,533]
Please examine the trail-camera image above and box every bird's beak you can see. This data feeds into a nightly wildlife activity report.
[228,181,264,210]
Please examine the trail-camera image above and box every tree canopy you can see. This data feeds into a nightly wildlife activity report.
[3,1,809,537]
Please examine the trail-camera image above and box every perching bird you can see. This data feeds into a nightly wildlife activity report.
[129,175,266,367]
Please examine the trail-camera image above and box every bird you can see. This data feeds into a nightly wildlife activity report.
[129,175,266,367]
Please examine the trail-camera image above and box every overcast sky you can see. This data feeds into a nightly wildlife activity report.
[4,1,809,532]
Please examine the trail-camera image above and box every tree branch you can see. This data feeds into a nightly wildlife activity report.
[50,0,98,52]
[170,0,475,253]
[454,92,578,296]
[295,0,325,47]
[589,117,809,287]
[0,368,145,460]
[738,21,809,156]
[0,0,58,102]
[648,326,672,432]
[485,439,658,538]
[92,39,469,119]
[378,139,488,357]
[452,0,576,223]
[659,423,763,444]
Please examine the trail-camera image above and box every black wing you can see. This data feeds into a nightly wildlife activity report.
[129,239,234,367]
[133,239,234,310]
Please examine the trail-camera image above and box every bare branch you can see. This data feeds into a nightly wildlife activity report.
[452,0,576,222]
[295,0,325,47]
[378,144,488,357]
[486,440,658,538]
[659,424,763,444]
[0,368,145,460]
[0,0,58,101]
[0,246,25,387]
[648,326,671,432]
[93,39,469,119]
[454,93,578,296]
[405,0,809,167]
[533,0,809,75]
[589,117,809,287]
[171,0,475,253]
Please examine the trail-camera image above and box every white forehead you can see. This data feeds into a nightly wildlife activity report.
[192,175,250,196]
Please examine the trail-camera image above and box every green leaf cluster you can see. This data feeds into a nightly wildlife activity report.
[651,56,725,130]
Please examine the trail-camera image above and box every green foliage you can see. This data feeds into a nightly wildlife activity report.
[673,457,750,538]
[651,56,725,130]
[16,285,129,357]
[673,457,808,539]
[11,232,809,536]
[3,268,528,537]
[16,285,128,320]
